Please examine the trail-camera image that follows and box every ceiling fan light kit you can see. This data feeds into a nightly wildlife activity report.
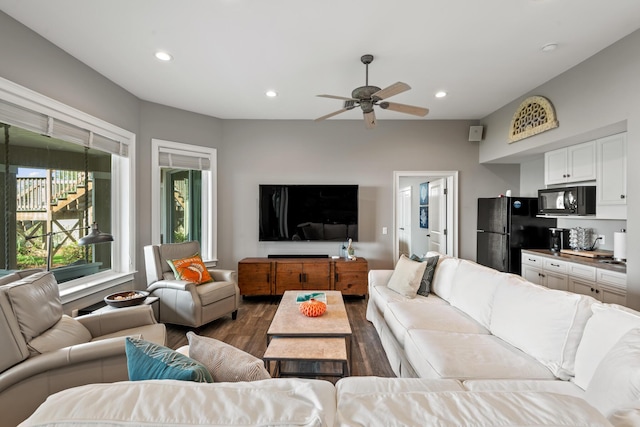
[316,54,429,128]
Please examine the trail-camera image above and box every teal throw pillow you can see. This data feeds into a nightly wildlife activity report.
[410,254,439,296]
[125,337,213,383]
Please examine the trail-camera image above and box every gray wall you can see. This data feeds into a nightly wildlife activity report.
[0,11,531,285]
[480,29,640,309]
[218,120,519,269]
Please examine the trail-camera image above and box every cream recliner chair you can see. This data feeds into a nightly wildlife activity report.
[0,270,166,427]
[144,241,239,327]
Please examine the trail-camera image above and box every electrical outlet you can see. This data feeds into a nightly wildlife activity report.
[598,234,605,246]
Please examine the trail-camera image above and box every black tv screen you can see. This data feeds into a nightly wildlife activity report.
[259,185,358,242]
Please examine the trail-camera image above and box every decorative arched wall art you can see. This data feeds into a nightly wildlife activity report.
[508,96,559,143]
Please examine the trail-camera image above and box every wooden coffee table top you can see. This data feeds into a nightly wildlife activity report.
[267,290,352,337]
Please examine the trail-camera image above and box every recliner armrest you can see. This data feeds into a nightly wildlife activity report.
[0,336,132,394]
[208,269,237,283]
[77,305,157,338]
[147,280,196,293]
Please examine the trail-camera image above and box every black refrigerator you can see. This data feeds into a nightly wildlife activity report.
[476,197,556,275]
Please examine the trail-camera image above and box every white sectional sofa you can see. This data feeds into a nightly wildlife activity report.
[16,252,640,426]
[367,252,640,424]
[20,377,615,426]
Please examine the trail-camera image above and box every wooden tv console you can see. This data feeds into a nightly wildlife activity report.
[238,257,368,297]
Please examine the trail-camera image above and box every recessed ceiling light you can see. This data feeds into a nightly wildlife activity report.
[155,51,173,61]
[435,91,447,98]
[541,43,558,52]
[265,90,278,98]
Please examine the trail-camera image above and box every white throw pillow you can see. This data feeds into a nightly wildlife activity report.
[573,303,640,390]
[387,254,427,298]
[187,332,271,382]
[584,328,640,418]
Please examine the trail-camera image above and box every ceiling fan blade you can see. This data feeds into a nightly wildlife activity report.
[372,82,411,100]
[380,101,429,117]
[317,94,357,101]
[364,111,377,129]
[315,108,350,121]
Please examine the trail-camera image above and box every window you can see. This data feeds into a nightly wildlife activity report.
[0,77,135,299]
[151,139,217,262]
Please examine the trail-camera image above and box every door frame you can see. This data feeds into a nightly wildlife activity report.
[393,171,458,264]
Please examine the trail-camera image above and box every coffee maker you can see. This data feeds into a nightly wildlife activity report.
[549,228,570,253]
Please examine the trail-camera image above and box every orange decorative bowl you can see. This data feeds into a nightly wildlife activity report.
[299,298,327,317]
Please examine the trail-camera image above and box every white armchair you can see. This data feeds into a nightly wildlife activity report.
[144,241,239,327]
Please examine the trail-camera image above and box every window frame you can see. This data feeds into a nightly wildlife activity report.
[151,138,217,264]
[0,77,136,303]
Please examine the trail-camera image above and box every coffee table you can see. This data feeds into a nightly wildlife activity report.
[265,290,352,377]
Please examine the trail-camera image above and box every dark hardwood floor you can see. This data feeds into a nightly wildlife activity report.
[166,295,396,382]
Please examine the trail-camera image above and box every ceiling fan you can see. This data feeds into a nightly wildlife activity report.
[315,54,429,129]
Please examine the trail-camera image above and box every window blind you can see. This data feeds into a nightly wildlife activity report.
[158,148,211,171]
[0,99,128,157]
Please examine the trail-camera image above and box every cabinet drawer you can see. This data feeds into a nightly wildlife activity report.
[597,268,626,288]
[543,258,568,274]
[521,253,544,267]
[567,263,596,281]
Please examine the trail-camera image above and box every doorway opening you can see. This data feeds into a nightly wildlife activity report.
[393,171,458,264]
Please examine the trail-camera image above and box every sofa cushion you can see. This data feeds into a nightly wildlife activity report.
[125,337,213,383]
[448,260,501,329]
[27,315,92,356]
[187,332,270,382]
[404,330,555,380]
[337,389,610,427]
[463,379,586,399]
[386,255,427,298]
[429,257,460,302]
[584,328,640,417]
[384,303,489,347]
[410,254,439,296]
[20,379,337,427]
[489,276,595,380]
[336,376,464,395]
[573,303,640,390]
[167,253,213,285]
[3,271,62,342]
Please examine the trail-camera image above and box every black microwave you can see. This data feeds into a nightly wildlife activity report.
[537,186,596,215]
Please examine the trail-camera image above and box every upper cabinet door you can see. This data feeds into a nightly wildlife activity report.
[545,148,568,185]
[597,133,627,218]
[544,141,596,185]
[567,141,597,182]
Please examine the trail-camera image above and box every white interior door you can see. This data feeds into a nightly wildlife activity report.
[428,178,447,253]
[397,186,412,258]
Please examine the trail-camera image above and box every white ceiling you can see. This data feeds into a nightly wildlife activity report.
[2,0,640,121]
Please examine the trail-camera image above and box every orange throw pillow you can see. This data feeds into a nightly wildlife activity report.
[167,254,213,285]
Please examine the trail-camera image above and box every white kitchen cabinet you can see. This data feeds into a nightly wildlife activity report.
[522,264,544,286]
[571,276,626,305]
[596,132,627,219]
[521,250,627,305]
[521,253,568,290]
[544,141,596,185]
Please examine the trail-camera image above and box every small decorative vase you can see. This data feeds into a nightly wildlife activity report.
[299,298,327,317]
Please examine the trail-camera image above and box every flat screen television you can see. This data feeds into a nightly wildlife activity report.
[259,184,358,242]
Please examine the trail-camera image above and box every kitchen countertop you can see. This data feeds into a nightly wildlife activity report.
[522,249,627,274]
